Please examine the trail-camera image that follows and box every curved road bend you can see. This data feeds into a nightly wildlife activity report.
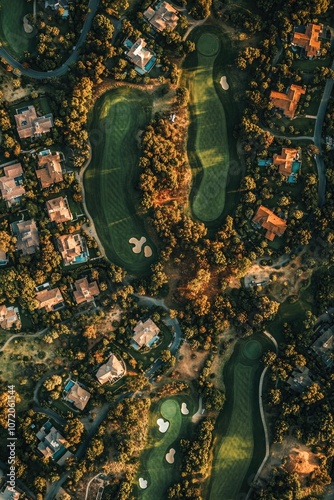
[0,0,99,79]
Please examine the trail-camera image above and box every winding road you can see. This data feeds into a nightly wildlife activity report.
[0,0,99,79]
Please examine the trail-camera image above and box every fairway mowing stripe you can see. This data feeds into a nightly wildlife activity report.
[107,216,133,227]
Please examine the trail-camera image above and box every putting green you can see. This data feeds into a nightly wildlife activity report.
[208,334,270,500]
[186,31,230,223]
[0,0,34,57]
[137,397,193,500]
[84,88,156,273]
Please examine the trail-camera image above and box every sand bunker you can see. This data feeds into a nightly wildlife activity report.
[23,15,34,34]
[144,245,152,258]
[165,448,176,464]
[181,402,189,415]
[129,236,146,254]
[139,478,148,489]
[157,418,169,433]
[220,76,229,90]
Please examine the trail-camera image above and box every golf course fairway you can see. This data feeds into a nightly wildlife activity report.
[186,31,230,223]
[137,396,193,499]
[0,0,34,57]
[84,88,156,273]
[208,334,273,499]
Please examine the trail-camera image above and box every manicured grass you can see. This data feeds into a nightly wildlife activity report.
[84,88,156,274]
[207,334,273,500]
[136,395,194,500]
[0,0,34,57]
[186,31,229,223]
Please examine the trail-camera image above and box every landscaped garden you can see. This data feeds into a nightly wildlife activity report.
[206,333,274,499]
[84,87,157,273]
[136,395,194,499]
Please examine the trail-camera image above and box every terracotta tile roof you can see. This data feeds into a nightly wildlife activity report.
[36,151,63,188]
[0,162,25,207]
[273,148,299,177]
[270,84,306,119]
[65,381,91,411]
[96,353,125,384]
[14,105,53,139]
[144,1,179,32]
[36,287,64,312]
[126,38,155,72]
[11,219,39,255]
[73,277,99,305]
[46,196,72,223]
[0,305,20,330]
[133,319,160,348]
[252,205,287,241]
[57,233,88,265]
[292,24,322,58]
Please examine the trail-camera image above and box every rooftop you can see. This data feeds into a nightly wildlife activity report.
[73,277,99,305]
[252,205,287,241]
[14,105,53,139]
[46,196,72,223]
[0,163,25,207]
[57,233,88,265]
[292,24,322,58]
[36,151,63,188]
[96,353,125,384]
[0,305,20,330]
[143,1,179,32]
[311,325,334,366]
[125,38,156,74]
[36,421,71,463]
[270,84,306,119]
[132,319,160,348]
[36,287,64,312]
[11,219,39,255]
[273,147,300,178]
[64,381,91,411]
[287,365,313,393]
[0,486,21,500]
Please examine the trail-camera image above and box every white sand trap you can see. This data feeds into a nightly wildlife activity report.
[181,402,189,415]
[165,448,176,464]
[144,245,152,258]
[157,418,169,433]
[23,15,33,34]
[220,76,229,90]
[129,236,146,254]
[139,478,148,489]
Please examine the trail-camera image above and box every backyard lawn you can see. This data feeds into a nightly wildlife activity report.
[84,88,156,274]
[207,333,274,500]
[136,395,194,500]
[0,0,34,57]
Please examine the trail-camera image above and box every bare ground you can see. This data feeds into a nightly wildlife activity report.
[172,342,208,381]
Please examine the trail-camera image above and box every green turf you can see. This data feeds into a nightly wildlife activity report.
[208,333,273,500]
[84,88,156,274]
[0,0,34,57]
[137,396,194,500]
[186,32,230,223]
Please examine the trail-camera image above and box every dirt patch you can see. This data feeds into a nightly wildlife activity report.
[209,329,236,391]
[1,75,34,102]
[172,343,208,381]
[286,447,321,476]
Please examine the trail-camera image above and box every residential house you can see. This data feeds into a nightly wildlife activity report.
[144,1,179,32]
[11,219,39,255]
[64,380,91,411]
[14,105,53,140]
[73,277,99,305]
[46,196,72,223]
[0,163,25,207]
[292,24,322,58]
[0,486,21,500]
[96,353,126,384]
[45,0,69,17]
[273,147,301,182]
[270,84,306,119]
[252,205,287,241]
[35,287,64,312]
[311,325,334,367]
[124,38,156,75]
[0,305,20,330]
[36,421,72,464]
[287,365,313,392]
[132,319,160,350]
[57,234,88,265]
[36,150,63,189]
